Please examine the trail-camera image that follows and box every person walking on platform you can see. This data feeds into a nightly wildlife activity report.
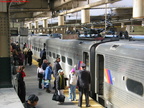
[37,64,44,89]
[27,49,33,66]
[17,66,26,103]
[77,63,91,107]
[56,69,65,104]
[68,68,78,101]
[24,94,39,108]
[44,62,53,93]
[53,57,62,89]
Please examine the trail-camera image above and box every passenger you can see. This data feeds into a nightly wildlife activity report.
[68,68,78,101]
[41,59,48,89]
[40,49,46,64]
[23,47,28,65]
[56,69,65,104]
[18,50,25,65]
[27,49,33,66]
[12,49,19,66]
[37,63,44,89]
[77,63,91,107]
[53,57,62,89]
[41,59,48,71]
[24,94,39,108]
[17,66,26,103]
[44,62,53,93]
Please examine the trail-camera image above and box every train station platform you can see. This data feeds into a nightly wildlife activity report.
[1,59,104,108]
[23,59,104,108]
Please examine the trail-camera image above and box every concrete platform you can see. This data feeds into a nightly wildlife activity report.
[23,60,104,108]
[0,88,24,108]
[1,59,104,108]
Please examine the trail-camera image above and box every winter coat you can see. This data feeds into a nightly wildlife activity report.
[53,61,62,77]
[77,69,91,90]
[56,75,65,90]
[44,66,53,80]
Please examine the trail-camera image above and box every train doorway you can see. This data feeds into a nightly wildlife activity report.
[97,54,104,106]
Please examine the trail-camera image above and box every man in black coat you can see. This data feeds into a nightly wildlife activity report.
[53,57,62,89]
[77,63,91,107]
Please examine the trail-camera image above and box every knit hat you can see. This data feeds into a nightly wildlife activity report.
[70,68,75,73]
[58,69,63,73]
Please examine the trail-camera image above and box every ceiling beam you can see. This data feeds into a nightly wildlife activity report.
[58,0,121,16]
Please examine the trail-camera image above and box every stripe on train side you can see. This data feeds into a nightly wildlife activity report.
[104,69,113,85]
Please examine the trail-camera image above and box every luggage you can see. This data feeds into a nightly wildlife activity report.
[52,91,65,102]
[59,95,65,102]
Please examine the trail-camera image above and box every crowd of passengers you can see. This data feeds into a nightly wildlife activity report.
[11,42,33,66]
[10,42,91,108]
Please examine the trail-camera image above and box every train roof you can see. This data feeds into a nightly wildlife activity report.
[46,38,100,51]
[96,40,144,60]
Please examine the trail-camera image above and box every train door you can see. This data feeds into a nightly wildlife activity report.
[97,54,104,105]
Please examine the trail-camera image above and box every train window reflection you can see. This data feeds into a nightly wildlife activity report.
[62,56,65,63]
[126,78,143,96]
[67,58,72,66]
[49,52,51,57]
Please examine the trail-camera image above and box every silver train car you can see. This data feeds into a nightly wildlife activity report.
[11,35,144,108]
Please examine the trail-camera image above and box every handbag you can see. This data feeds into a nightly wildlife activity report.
[59,95,65,102]
[52,91,60,101]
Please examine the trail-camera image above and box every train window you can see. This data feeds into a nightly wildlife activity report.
[53,53,55,58]
[62,56,66,63]
[49,52,51,57]
[67,58,72,66]
[126,78,143,96]
[57,54,60,58]
[83,52,89,67]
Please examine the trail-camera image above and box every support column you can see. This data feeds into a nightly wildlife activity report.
[28,23,32,29]
[58,15,64,26]
[81,9,90,24]
[43,19,48,28]
[133,0,144,19]
[0,3,12,88]
[35,21,38,33]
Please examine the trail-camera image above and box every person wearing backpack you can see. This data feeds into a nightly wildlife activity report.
[68,68,78,101]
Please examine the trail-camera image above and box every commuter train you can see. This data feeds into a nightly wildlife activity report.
[11,35,144,108]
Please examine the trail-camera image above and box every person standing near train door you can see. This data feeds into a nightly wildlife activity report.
[77,63,91,107]
[27,49,33,66]
[53,57,62,89]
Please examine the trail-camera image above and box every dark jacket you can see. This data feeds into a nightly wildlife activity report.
[24,101,35,108]
[42,63,47,70]
[77,69,91,90]
[56,75,65,90]
[53,61,62,77]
